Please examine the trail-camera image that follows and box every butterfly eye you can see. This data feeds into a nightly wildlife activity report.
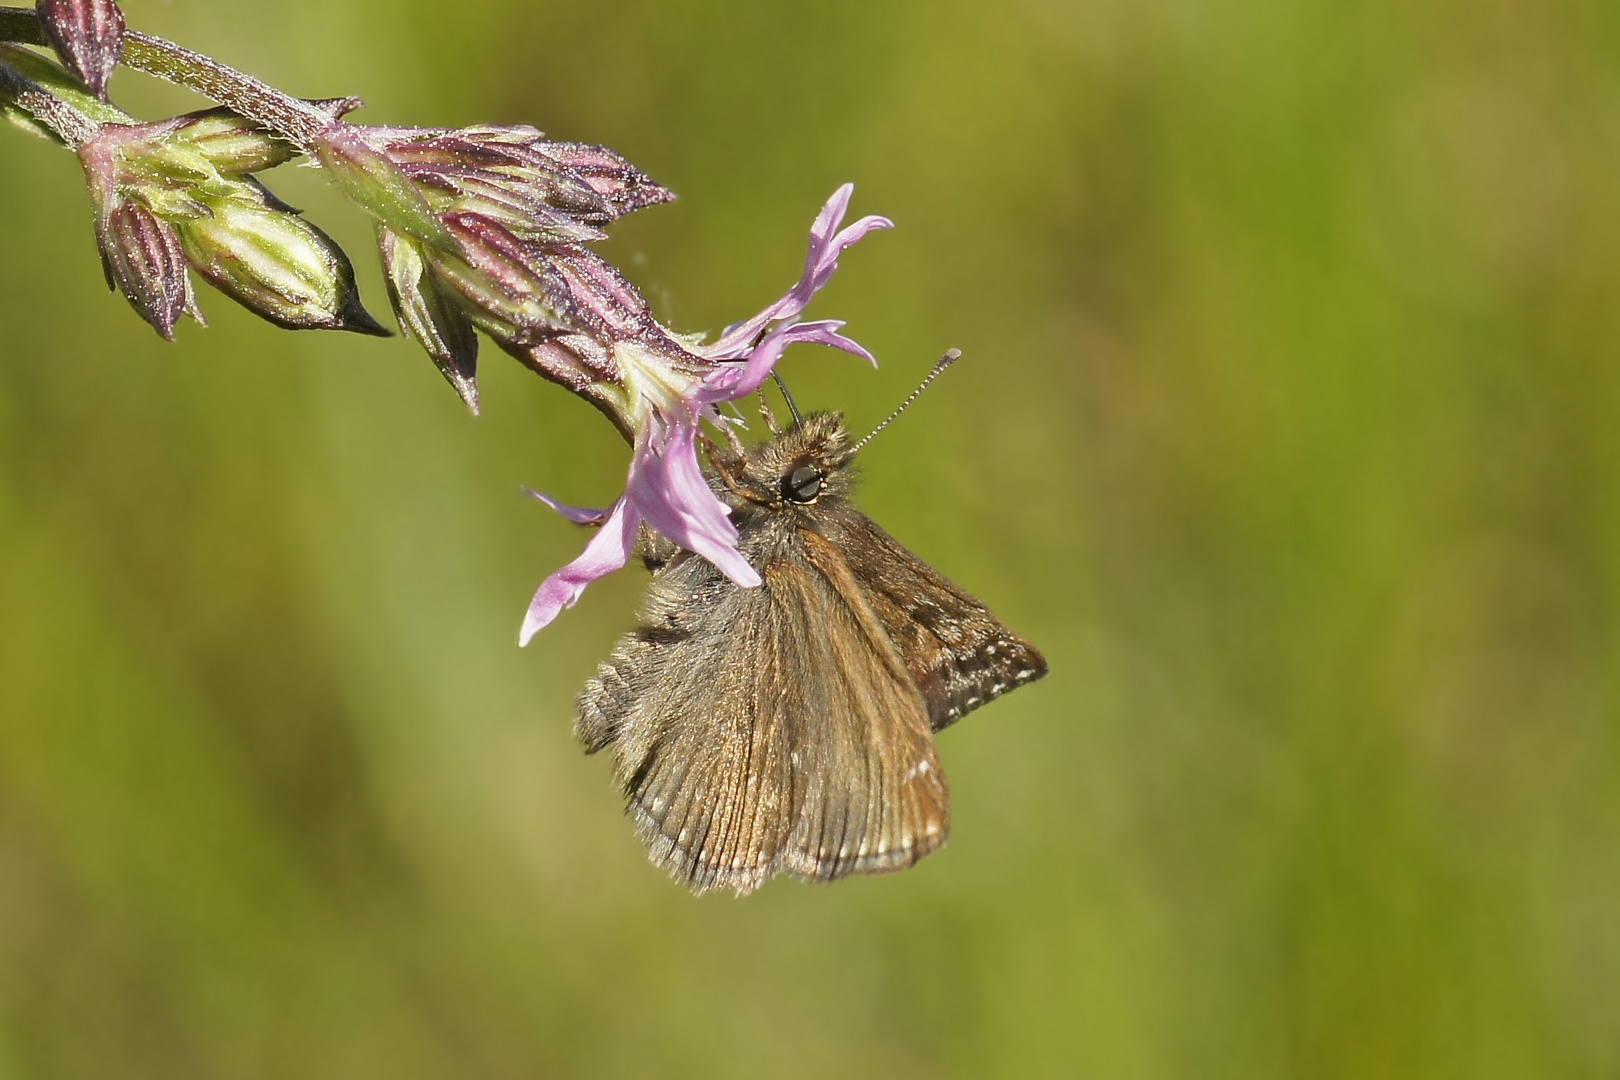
[782,465,824,503]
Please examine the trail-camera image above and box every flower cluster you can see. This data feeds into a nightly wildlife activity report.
[79,110,385,339]
[305,114,894,638]
[2,40,383,338]
[315,123,674,410]
[2,0,900,646]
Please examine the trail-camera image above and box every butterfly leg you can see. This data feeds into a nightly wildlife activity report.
[755,388,782,435]
[698,431,754,503]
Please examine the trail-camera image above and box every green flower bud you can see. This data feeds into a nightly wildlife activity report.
[177,185,387,335]
[379,228,480,410]
[167,107,303,175]
[313,125,451,248]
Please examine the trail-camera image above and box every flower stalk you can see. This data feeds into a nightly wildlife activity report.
[0,46,95,144]
[1,5,333,146]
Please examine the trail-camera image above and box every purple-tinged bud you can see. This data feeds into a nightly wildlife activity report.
[359,125,681,227]
[429,213,576,340]
[379,228,481,411]
[374,125,611,220]
[537,143,676,218]
[547,245,683,357]
[96,198,197,339]
[36,0,125,101]
[406,168,606,245]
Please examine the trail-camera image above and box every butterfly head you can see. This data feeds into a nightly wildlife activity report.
[719,412,857,509]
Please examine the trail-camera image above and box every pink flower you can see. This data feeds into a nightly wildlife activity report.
[519,184,891,642]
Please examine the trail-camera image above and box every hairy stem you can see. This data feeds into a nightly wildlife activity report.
[0,55,96,144]
[0,6,336,147]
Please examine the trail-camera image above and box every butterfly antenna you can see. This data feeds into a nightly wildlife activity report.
[771,371,805,427]
[850,348,961,455]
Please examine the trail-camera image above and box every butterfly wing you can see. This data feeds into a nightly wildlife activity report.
[577,566,794,894]
[577,532,949,895]
[780,530,950,883]
[816,504,1048,731]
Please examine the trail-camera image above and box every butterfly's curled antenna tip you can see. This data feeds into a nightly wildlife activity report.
[851,348,962,455]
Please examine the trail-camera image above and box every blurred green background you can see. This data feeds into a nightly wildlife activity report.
[3,0,1620,1076]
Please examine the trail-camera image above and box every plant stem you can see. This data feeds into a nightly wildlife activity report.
[0,55,96,145]
[0,6,337,148]
[120,30,333,145]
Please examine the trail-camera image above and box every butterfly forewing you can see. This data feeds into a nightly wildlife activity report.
[777,532,948,881]
[818,503,1048,731]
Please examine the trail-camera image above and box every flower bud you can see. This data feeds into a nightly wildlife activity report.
[377,125,611,222]
[95,197,197,339]
[176,185,388,335]
[537,142,676,219]
[426,214,576,341]
[169,107,302,175]
[379,228,480,410]
[411,170,606,245]
[312,125,450,248]
[36,0,124,100]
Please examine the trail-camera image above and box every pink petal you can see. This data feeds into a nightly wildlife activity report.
[702,185,892,360]
[519,497,639,644]
[628,422,761,588]
[774,319,880,365]
[808,183,855,253]
[522,487,609,525]
[697,319,877,408]
[809,213,891,288]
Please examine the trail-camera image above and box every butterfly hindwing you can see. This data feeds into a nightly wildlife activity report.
[578,555,789,893]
